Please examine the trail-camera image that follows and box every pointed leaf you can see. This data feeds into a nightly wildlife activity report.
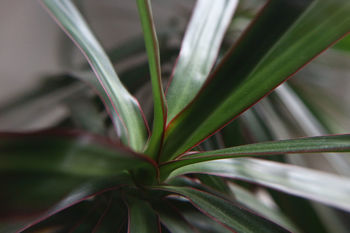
[2,175,130,232]
[0,131,156,176]
[158,186,289,233]
[41,0,148,151]
[136,0,167,158]
[167,158,350,211]
[17,194,127,233]
[166,0,239,121]
[161,134,350,174]
[229,183,300,232]
[162,0,350,159]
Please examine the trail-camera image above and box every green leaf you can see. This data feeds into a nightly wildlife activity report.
[2,176,130,233]
[166,0,239,122]
[0,131,156,176]
[41,0,148,151]
[21,200,97,233]
[271,84,350,176]
[161,134,350,174]
[127,198,160,233]
[1,174,86,220]
[333,33,350,52]
[151,200,196,233]
[171,200,233,233]
[158,186,289,233]
[166,158,350,212]
[229,183,300,232]
[19,194,127,233]
[136,0,167,158]
[162,0,350,159]
[268,189,340,233]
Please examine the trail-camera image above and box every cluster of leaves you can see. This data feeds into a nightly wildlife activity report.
[1,0,350,232]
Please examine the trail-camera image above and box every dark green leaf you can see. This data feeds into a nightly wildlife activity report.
[152,200,196,233]
[162,0,350,159]
[1,176,130,233]
[0,131,156,176]
[158,186,289,233]
[167,199,233,233]
[21,195,127,233]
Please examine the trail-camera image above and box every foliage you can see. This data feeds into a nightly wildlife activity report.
[1,0,350,232]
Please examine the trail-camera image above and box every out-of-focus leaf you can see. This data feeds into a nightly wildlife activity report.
[65,93,106,134]
[162,0,350,159]
[251,95,350,233]
[158,186,289,233]
[1,176,130,233]
[152,200,196,233]
[136,0,167,158]
[127,198,160,233]
[167,158,350,211]
[166,0,239,121]
[269,190,335,233]
[41,0,148,151]
[228,183,300,232]
[161,134,350,175]
[0,76,75,114]
[168,199,233,233]
[0,80,85,131]
[22,199,96,233]
[271,84,350,176]
[21,195,127,233]
[90,197,127,233]
[196,174,231,195]
[0,131,156,176]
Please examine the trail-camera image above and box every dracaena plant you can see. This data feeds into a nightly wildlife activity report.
[1,0,350,232]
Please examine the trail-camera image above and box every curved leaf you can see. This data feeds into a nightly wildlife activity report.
[0,131,156,176]
[228,183,300,232]
[18,194,127,233]
[162,0,350,159]
[2,176,130,233]
[136,0,167,158]
[171,201,234,233]
[159,186,289,233]
[160,134,350,175]
[21,199,97,233]
[166,0,239,121]
[167,158,350,211]
[41,0,148,151]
